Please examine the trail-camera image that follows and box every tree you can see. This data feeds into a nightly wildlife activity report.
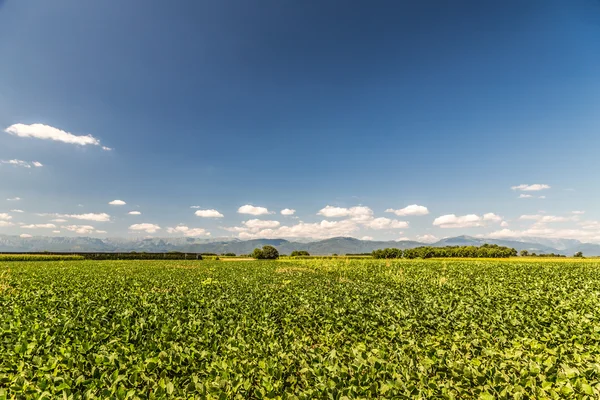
[251,248,264,259]
[253,245,279,260]
[574,251,584,258]
[262,245,279,259]
[520,250,529,257]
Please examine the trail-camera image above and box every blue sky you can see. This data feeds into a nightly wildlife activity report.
[1,0,599,242]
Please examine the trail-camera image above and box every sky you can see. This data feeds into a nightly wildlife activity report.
[1,0,600,243]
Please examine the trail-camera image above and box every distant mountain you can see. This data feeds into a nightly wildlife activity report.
[1,234,600,256]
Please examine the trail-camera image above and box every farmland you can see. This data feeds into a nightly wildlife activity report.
[2,259,600,398]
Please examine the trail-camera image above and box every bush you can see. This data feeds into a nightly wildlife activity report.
[291,250,310,257]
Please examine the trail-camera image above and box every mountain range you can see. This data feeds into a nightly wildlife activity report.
[0,234,598,256]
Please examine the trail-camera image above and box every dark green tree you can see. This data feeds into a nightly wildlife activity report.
[574,251,584,258]
[520,250,529,257]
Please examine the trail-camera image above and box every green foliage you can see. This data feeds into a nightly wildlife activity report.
[574,251,584,258]
[261,245,279,260]
[290,250,310,257]
[520,250,529,257]
[2,258,600,397]
[253,246,279,260]
[403,244,518,259]
[372,248,403,259]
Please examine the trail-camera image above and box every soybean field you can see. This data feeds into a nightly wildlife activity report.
[2,258,600,398]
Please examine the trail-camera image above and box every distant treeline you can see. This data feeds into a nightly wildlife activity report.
[372,244,518,259]
[0,252,204,260]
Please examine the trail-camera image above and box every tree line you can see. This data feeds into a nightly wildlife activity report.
[373,244,518,259]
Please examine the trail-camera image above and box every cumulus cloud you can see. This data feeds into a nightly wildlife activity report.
[194,209,224,218]
[238,205,272,215]
[21,223,56,229]
[511,184,551,191]
[417,234,439,243]
[6,197,21,201]
[385,204,429,217]
[128,211,141,215]
[4,123,110,149]
[483,213,502,223]
[62,225,99,235]
[233,219,360,240]
[0,213,12,221]
[243,219,281,229]
[317,205,373,221]
[433,214,482,228]
[519,194,533,199]
[281,208,296,216]
[500,221,509,227]
[109,200,126,206]
[129,223,161,233]
[1,159,44,168]
[10,209,24,213]
[20,233,32,238]
[363,217,408,230]
[40,213,111,222]
[519,215,574,223]
[166,225,210,237]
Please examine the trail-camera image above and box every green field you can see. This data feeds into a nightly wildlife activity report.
[2,259,600,398]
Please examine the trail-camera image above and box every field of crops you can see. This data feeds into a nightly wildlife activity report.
[2,258,600,398]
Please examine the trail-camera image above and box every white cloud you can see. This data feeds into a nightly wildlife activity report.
[50,218,68,223]
[243,219,281,229]
[572,211,585,215]
[109,200,126,206]
[361,236,374,241]
[4,123,107,148]
[62,225,98,235]
[500,221,509,227]
[0,221,14,227]
[483,213,502,223]
[433,214,482,228]
[281,208,296,216]
[40,213,111,222]
[129,223,161,233]
[385,204,429,217]
[10,209,24,213]
[317,205,373,221]
[6,197,21,201]
[238,205,272,215]
[235,219,359,240]
[519,215,573,223]
[166,225,210,237]
[101,146,112,151]
[20,233,32,238]
[511,184,551,191]
[519,194,533,199]
[0,213,12,221]
[417,234,438,243]
[363,217,408,230]
[21,223,56,229]
[52,230,61,233]
[95,230,107,234]
[194,209,224,218]
[1,159,44,168]
[128,211,141,215]
[539,196,546,199]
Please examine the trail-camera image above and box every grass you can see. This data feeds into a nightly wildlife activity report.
[1,258,600,398]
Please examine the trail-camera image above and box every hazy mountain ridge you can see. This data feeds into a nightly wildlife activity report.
[1,234,599,255]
